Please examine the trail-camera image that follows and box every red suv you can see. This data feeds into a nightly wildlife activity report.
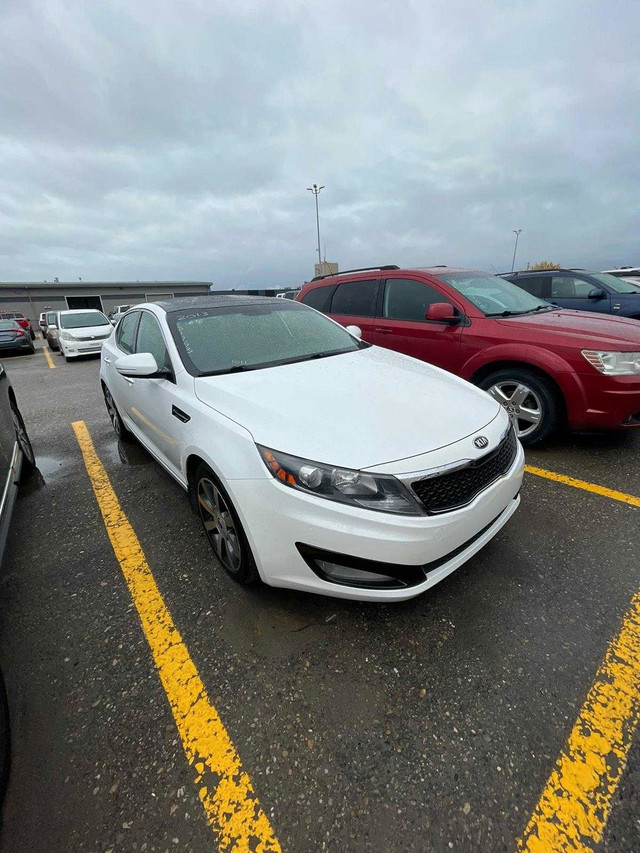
[296,265,640,445]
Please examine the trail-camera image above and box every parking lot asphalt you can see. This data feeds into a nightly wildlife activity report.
[1,341,639,852]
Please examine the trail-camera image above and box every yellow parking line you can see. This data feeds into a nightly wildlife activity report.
[517,588,640,851]
[43,347,56,369]
[71,421,281,853]
[525,465,640,508]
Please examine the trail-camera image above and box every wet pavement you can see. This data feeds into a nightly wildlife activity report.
[0,342,639,852]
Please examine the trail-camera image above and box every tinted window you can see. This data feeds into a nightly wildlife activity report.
[383,278,448,321]
[512,276,547,298]
[46,312,57,325]
[169,301,365,376]
[117,311,140,354]
[300,284,336,313]
[135,311,170,369]
[551,276,594,298]
[330,280,378,317]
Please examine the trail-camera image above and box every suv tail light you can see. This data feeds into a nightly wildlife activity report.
[16,318,29,329]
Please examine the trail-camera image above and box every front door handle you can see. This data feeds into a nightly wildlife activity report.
[374,328,393,334]
[123,376,134,385]
[104,356,111,364]
[172,405,191,423]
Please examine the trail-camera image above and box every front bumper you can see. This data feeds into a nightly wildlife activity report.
[60,339,107,357]
[570,372,640,430]
[229,441,525,601]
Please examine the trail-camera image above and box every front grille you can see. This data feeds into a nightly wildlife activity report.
[411,427,518,514]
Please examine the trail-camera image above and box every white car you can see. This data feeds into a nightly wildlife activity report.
[57,309,113,361]
[100,296,524,602]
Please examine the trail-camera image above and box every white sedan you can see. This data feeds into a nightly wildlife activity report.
[100,296,524,601]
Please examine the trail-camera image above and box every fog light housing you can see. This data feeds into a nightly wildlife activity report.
[316,560,398,586]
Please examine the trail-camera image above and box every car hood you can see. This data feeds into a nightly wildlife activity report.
[495,310,640,348]
[194,346,501,470]
[63,324,112,338]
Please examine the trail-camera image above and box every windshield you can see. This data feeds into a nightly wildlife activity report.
[60,311,110,329]
[169,300,366,376]
[436,272,553,316]
[0,320,21,330]
[588,272,639,294]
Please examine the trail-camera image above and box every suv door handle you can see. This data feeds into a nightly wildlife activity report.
[374,328,393,334]
[104,356,111,364]
[123,376,134,385]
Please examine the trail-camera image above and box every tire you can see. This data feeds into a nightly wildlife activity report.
[191,462,258,585]
[47,339,57,351]
[11,401,36,478]
[28,344,35,355]
[64,355,70,363]
[102,385,135,442]
[30,330,35,340]
[478,367,562,447]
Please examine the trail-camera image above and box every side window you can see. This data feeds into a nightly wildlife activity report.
[47,312,57,325]
[513,276,547,299]
[330,279,378,317]
[300,284,336,313]
[383,278,449,322]
[135,312,170,369]
[116,311,140,354]
[551,276,595,298]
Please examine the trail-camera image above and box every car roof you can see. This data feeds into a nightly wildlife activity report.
[155,294,286,313]
[58,308,106,314]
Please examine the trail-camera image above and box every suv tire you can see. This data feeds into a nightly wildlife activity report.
[478,367,561,447]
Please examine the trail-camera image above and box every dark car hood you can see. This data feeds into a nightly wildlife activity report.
[494,310,640,348]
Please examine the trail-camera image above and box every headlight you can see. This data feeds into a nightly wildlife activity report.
[257,446,424,516]
[582,350,640,376]
[59,331,76,342]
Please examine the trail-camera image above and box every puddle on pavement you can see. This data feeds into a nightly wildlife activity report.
[33,455,67,482]
[104,440,152,467]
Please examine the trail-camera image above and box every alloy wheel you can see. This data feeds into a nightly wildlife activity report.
[104,389,121,438]
[486,380,543,439]
[197,477,242,574]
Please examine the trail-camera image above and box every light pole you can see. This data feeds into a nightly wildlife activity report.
[511,229,523,272]
[306,183,324,268]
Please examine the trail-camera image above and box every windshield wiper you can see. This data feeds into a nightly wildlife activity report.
[199,364,260,376]
[487,305,553,318]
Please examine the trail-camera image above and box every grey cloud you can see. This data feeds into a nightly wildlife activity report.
[1,0,639,285]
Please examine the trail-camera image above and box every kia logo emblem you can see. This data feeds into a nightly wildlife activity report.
[474,436,489,449]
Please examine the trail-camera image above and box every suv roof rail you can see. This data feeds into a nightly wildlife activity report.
[311,264,399,282]
[500,268,582,277]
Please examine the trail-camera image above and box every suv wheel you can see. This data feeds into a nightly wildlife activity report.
[478,368,561,446]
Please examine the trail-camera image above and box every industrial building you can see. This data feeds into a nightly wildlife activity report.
[0,280,212,323]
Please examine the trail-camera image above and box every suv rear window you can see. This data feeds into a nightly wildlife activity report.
[299,284,335,313]
[330,280,378,316]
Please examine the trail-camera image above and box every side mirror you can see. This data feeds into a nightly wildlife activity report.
[426,303,459,323]
[588,288,606,300]
[345,324,362,338]
[115,352,160,377]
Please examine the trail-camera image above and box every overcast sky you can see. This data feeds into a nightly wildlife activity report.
[1,0,638,287]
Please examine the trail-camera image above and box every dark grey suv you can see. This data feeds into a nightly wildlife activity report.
[501,269,640,320]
